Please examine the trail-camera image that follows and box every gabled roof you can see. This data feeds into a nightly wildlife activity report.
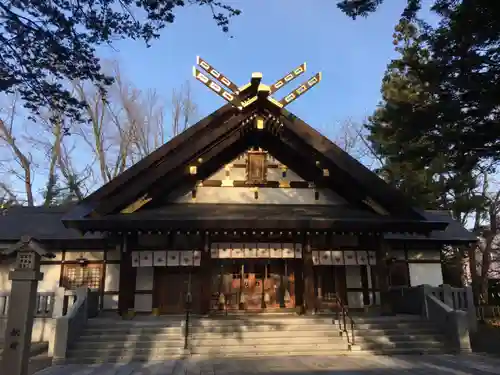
[62,82,447,234]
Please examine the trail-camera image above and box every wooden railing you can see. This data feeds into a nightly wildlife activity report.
[0,291,55,318]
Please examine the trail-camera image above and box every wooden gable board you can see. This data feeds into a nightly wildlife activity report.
[82,103,235,203]
[83,108,250,216]
[275,106,424,219]
[64,100,425,223]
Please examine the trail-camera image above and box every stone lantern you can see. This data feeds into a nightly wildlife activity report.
[1,235,54,375]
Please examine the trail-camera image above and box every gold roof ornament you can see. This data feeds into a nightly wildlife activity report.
[192,56,322,110]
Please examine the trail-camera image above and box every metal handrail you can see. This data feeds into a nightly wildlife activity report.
[333,293,356,346]
[184,293,191,351]
[184,271,192,351]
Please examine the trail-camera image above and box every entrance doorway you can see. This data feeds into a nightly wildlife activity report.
[154,267,201,314]
[314,266,346,311]
[212,259,296,311]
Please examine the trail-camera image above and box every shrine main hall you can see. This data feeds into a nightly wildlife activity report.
[0,58,475,316]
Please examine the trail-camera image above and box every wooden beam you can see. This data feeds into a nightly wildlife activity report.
[93,110,254,216]
[269,62,307,94]
[257,131,370,210]
[141,128,256,210]
[275,104,422,218]
[120,195,152,214]
[83,103,236,204]
[278,72,322,107]
[193,67,243,109]
[196,56,240,93]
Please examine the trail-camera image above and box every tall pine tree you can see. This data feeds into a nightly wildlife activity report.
[338,0,500,169]
[366,20,485,220]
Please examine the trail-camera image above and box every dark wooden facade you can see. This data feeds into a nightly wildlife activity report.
[49,63,477,315]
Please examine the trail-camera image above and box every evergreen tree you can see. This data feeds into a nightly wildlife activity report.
[366,20,486,218]
[338,0,500,169]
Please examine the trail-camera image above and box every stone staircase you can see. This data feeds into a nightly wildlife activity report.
[64,313,450,363]
[349,315,451,354]
[188,314,347,357]
[65,317,186,363]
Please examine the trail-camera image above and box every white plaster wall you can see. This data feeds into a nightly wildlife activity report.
[0,251,64,291]
[204,151,305,183]
[105,264,120,292]
[0,261,13,291]
[135,267,154,291]
[345,266,362,288]
[408,263,443,287]
[38,264,62,292]
[134,294,152,312]
[267,168,303,182]
[173,187,346,205]
[103,294,119,310]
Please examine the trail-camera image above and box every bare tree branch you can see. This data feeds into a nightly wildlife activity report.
[0,94,34,205]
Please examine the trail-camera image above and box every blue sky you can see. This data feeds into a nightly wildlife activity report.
[100,0,437,139]
[3,0,441,203]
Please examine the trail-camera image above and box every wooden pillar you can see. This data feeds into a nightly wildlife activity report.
[360,265,370,306]
[295,259,304,310]
[302,234,316,313]
[199,234,212,314]
[376,238,392,315]
[118,234,137,315]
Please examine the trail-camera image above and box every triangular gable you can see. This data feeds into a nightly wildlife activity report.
[63,93,423,222]
[167,148,348,206]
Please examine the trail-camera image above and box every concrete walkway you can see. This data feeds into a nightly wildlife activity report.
[32,354,500,375]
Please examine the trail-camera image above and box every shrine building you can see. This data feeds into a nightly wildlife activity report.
[0,57,476,316]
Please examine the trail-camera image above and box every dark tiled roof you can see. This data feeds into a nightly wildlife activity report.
[0,205,476,244]
[384,210,477,243]
[0,205,102,241]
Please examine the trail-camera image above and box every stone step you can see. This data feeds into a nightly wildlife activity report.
[356,340,446,350]
[62,353,184,364]
[82,327,184,335]
[78,333,184,341]
[346,322,437,330]
[70,340,184,350]
[188,324,337,334]
[354,334,446,344]
[191,317,336,326]
[190,336,345,346]
[351,346,450,355]
[348,315,422,322]
[352,327,440,335]
[190,343,349,355]
[67,347,185,359]
[64,349,355,364]
[190,330,342,340]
